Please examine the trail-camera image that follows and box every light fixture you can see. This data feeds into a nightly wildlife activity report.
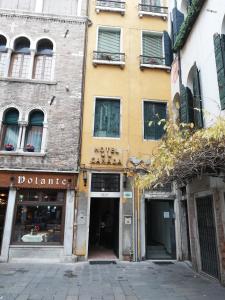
[83,170,88,187]
[123,173,127,188]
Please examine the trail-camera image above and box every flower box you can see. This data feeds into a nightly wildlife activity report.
[4,144,14,151]
[25,144,35,152]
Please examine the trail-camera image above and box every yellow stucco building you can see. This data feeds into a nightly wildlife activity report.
[75,0,173,262]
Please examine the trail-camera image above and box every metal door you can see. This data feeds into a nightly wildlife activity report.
[196,196,219,278]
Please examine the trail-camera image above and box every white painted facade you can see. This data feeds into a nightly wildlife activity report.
[169,0,225,126]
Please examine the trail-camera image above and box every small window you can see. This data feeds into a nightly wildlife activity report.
[144,101,166,140]
[9,37,31,79]
[24,110,44,152]
[94,98,120,138]
[0,108,19,151]
[91,173,120,192]
[142,32,163,65]
[0,35,7,77]
[33,39,53,81]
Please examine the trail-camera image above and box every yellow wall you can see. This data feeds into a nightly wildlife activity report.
[81,0,170,170]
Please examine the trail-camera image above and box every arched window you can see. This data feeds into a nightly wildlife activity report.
[0,35,7,77]
[24,110,44,152]
[33,39,53,81]
[9,37,31,79]
[0,108,19,151]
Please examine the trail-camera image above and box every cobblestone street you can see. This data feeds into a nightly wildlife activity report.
[0,261,224,300]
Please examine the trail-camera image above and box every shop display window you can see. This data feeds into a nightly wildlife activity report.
[12,189,65,245]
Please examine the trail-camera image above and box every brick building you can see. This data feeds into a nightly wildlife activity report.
[0,0,88,262]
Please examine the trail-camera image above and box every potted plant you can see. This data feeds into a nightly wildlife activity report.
[4,143,14,151]
[25,144,35,152]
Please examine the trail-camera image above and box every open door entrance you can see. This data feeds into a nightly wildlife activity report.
[88,198,119,260]
[0,189,8,254]
[145,199,176,259]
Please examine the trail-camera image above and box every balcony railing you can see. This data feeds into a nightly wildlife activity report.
[93,51,125,67]
[140,55,166,67]
[96,0,126,14]
[138,4,168,17]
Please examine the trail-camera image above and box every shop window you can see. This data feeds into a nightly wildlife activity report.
[9,37,31,79]
[94,98,120,138]
[12,190,65,245]
[0,108,19,151]
[33,39,53,81]
[24,110,44,152]
[0,35,7,77]
[91,173,120,192]
[144,101,167,140]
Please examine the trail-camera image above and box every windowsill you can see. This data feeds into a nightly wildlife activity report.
[143,138,161,142]
[140,63,170,70]
[138,11,167,19]
[10,244,63,248]
[0,151,46,157]
[0,77,57,85]
[93,59,125,68]
[96,6,125,15]
[93,136,120,140]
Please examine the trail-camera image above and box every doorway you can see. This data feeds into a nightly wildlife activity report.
[196,195,219,279]
[0,189,8,254]
[88,198,119,260]
[145,199,176,259]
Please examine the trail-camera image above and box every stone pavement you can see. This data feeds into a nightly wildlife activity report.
[0,261,224,300]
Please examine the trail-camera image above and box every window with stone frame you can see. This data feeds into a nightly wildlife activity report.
[0,35,7,77]
[9,37,31,79]
[0,108,19,151]
[33,39,53,81]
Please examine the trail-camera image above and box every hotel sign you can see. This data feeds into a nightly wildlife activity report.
[0,172,76,189]
[90,147,122,165]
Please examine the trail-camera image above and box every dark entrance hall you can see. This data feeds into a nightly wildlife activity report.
[88,198,119,260]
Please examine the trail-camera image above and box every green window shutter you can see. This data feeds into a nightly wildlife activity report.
[4,109,19,125]
[192,63,203,128]
[180,85,194,124]
[98,29,120,53]
[94,99,120,138]
[144,102,166,140]
[29,111,44,126]
[213,33,225,110]
[143,33,162,58]
[144,102,155,139]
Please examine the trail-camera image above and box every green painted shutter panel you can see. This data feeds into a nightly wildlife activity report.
[98,29,120,53]
[94,99,120,138]
[143,33,162,58]
[4,109,19,125]
[180,85,189,123]
[154,102,167,139]
[193,63,203,128]
[186,87,194,123]
[144,102,155,139]
[213,33,225,110]
[30,111,44,126]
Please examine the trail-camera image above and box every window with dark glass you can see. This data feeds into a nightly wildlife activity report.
[144,101,167,140]
[0,109,19,151]
[0,35,7,77]
[94,99,120,138]
[91,173,120,192]
[9,37,31,79]
[12,190,65,244]
[24,110,44,152]
[33,39,53,81]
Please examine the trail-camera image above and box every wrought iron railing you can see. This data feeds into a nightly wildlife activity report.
[93,51,125,63]
[140,55,165,66]
[96,0,125,9]
[138,4,168,14]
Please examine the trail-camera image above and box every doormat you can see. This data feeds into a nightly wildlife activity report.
[89,261,117,265]
[153,261,174,265]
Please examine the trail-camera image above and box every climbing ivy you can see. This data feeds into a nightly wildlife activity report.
[173,0,206,51]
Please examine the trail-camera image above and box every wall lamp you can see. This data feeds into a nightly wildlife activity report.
[123,173,127,188]
[83,170,88,187]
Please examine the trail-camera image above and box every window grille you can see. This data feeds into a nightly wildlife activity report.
[91,173,120,192]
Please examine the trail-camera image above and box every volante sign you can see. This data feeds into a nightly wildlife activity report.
[0,172,76,189]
